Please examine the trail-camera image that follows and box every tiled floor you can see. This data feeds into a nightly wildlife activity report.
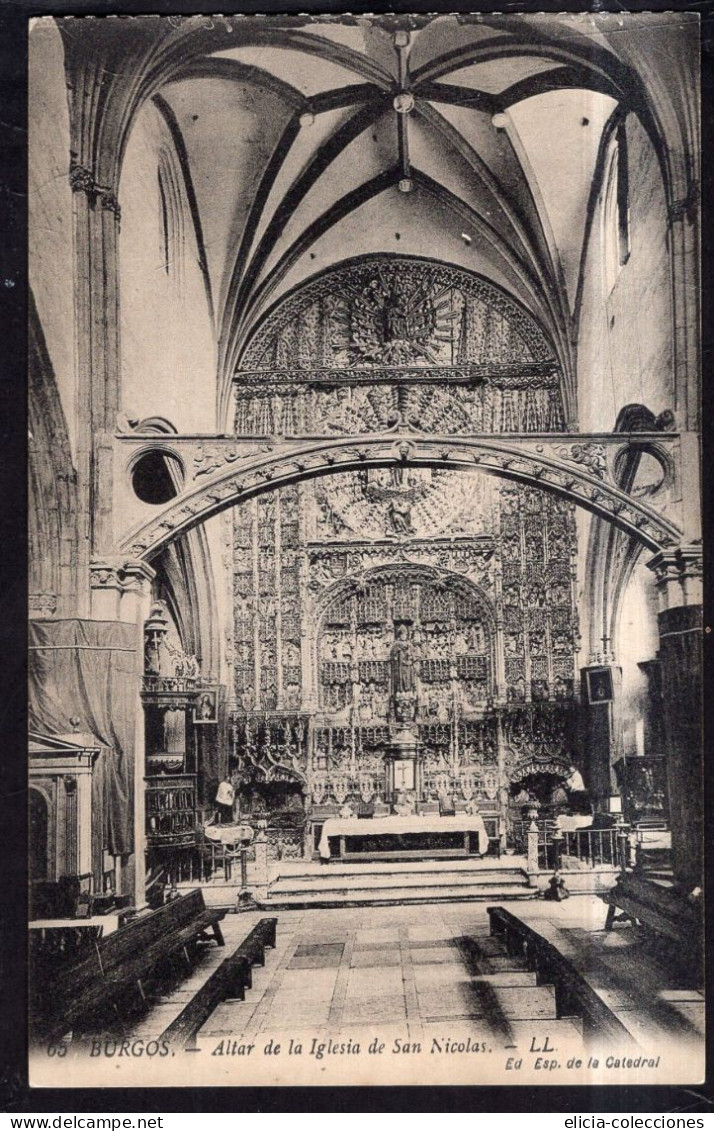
[129,896,704,1057]
[130,900,566,1050]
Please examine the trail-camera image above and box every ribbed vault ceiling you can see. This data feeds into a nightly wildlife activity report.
[141,14,674,414]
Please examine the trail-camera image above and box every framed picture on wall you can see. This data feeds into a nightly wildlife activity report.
[585,667,614,704]
[192,687,219,724]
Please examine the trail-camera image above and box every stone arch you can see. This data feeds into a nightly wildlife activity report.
[315,563,497,632]
[581,406,676,661]
[119,434,682,563]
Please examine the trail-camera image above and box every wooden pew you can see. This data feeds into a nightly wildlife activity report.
[161,918,278,1048]
[34,890,226,1043]
[600,873,703,982]
[487,906,633,1044]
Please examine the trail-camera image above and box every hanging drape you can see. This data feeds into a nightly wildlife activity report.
[28,619,140,855]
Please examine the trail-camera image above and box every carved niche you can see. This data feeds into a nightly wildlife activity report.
[315,566,495,721]
[499,483,578,704]
[232,483,305,713]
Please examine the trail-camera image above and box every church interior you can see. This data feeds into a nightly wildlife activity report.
[28,13,704,1076]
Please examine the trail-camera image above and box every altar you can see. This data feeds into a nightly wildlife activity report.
[318,813,489,861]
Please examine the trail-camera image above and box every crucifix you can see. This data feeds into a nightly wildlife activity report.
[393,31,415,194]
[394,760,412,790]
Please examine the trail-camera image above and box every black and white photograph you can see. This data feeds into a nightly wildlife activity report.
[27,11,704,1089]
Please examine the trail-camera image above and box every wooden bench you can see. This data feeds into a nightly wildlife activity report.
[33,889,226,1043]
[161,918,277,1048]
[487,906,632,1044]
[600,873,702,981]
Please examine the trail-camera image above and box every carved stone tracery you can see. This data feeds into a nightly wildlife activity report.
[241,258,553,371]
[235,258,564,438]
[229,463,580,822]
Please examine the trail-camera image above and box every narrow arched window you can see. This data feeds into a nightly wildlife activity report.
[603,120,630,293]
[158,164,171,275]
[157,150,185,285]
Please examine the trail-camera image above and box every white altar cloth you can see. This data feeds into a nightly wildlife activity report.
[318,813,489,860]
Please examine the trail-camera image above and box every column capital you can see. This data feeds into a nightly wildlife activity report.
[69,159,122,222]
[89,558,156,619]
[668,185,699,228]
[119,558,156,593]
[29,593,58,619]
[647,543,702,611]
[90,557,155,588]
[89,559,123,591]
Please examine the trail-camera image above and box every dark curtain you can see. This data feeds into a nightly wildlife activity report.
[28,619,140,855]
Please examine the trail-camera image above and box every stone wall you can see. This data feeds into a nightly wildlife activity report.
[577,113,673,431]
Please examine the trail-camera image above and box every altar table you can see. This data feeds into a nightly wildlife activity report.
[318,813,489,860]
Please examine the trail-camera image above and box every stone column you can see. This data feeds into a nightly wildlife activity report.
[493,586,506,705]
[253,821,270,903]
[119,561,156,910]
[525,802,540,886]
[648,545,702,892]
[495,712,508,851]
[89,557,155,907]
[70,165,122,616]
[668,196,699,433]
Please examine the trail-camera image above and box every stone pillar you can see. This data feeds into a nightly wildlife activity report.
[88,557,155,907]
[493,585,506,705]
[579,663,622,812]
[668,197,699,432]
[63,777,79,875]
[253,821,270,903]
[526,822,540,885]
[648,545,702,891]
[89,560,124,620]
[119,561,156,910]
[70,165,122,616]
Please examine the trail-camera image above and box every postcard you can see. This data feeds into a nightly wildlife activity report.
[28,10,703,1088]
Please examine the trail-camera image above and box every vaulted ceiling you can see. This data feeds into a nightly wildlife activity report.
[116,13,693,419]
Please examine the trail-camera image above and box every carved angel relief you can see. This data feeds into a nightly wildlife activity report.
[334,274,452,366]
[312,468,495,542]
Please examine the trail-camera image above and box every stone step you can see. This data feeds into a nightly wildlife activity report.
[475,954,533,973]
[278,855,527,873]
[277,860,527,879]
[258,884,538,908]
[270,871,529,895]
[471,971,538,987]
[505,1017,584,1045]
[490,984,558,1021]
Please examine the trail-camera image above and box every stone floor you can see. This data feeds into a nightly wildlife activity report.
[128,894,703,1059]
